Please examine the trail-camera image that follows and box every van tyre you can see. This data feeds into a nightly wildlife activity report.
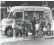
[5,27,13,37]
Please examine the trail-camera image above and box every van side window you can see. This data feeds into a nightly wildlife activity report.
[16,12,23,19]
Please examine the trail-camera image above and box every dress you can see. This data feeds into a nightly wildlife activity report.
[35,24,40,31]
[51,20,54,31]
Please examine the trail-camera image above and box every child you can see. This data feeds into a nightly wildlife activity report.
[26,23,28,37]
[18,24,22,37]
[35,22,40,37]
[43,25,47,36]
[22,21,27,39]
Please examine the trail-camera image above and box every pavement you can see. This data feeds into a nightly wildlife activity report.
[0,35,54,44]
[0,32,54,45]
[0,37,23,43]
[1,36,54,45]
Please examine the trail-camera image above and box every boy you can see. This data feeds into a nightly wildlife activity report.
[18,24,22,37]
[35,21,40,37]
[43,25,47,36]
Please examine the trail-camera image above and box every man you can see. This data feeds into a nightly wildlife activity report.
[40,18,45,31]
[22,21,27,39]
[32,17,36,37]
[26,23,28,37]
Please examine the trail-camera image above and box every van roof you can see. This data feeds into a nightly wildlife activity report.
[10,6,51,12]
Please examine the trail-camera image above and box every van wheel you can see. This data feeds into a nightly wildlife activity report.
[5,28,13,37]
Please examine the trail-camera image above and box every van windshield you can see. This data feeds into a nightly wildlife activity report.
[8,12,23,19]
[8,12,14,19]
[16,12,23,19]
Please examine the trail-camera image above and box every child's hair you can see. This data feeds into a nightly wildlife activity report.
[23,21,26,24]
[18,23,21,26]
[44,25,47,28]
[36,21,39,24]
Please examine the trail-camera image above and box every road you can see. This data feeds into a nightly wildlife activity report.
[1,37,54,45]
[0,30,9,38]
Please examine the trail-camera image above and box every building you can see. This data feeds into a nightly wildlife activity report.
[1,1,7,20]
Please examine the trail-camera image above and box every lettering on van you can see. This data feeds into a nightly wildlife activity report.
[24,7,44,11]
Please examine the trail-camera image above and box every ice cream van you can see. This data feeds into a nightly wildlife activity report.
[1,6,53,37]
